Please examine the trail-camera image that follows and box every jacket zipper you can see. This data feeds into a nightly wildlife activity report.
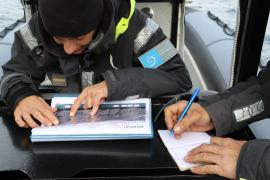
[229,0,241,87]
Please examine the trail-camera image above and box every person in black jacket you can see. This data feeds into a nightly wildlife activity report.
[164,63,270,179]
[0,0,192,128]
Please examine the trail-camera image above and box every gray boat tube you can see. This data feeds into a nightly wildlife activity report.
[0,22,25,77]
[185,8,235,92]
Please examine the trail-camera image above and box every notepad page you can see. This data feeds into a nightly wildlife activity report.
[158,130,211,171]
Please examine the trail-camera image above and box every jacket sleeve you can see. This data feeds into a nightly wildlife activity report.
[103,9,192,100]
[236,139,270,180]
[198,63,270,136]
[0,17,45,111]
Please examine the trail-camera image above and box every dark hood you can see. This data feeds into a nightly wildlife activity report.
[37,0,130,76]
[39,0,104,37]
[38,0,129,58]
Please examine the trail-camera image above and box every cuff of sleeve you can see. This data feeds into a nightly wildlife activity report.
[102,70,127,101]
[198,98,211,107]
[236,139,270,180]
[203,99,233,136]
[102,69,149,101]
[6,87,40,111]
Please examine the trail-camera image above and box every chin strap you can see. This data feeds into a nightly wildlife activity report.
[115,0,136,41]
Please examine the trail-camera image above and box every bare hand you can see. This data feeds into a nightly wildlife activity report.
[164,101,214,138]
[14,95,59,128]
[70,81,108,116]
[185,137,247,179]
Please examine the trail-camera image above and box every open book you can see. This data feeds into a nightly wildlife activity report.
[158,130,211,171]
[30,97,153,142]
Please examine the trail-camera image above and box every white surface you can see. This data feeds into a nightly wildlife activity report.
[158,130,210,171]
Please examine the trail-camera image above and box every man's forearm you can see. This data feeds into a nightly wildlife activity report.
[237,139,270,180]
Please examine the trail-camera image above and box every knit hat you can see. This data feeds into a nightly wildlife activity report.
[39,0,104,37]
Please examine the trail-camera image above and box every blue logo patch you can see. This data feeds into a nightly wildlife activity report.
[138,49,164,69]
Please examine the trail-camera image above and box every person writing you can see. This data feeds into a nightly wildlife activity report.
[0,0,192,128]
[165,63,270,179]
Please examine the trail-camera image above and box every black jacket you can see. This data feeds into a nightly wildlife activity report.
[200,63,270,180]
[0,0,192,111]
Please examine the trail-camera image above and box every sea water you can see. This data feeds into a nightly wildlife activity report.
[0,0,269,61]
[0,0,23,31]
[188,0,270,64]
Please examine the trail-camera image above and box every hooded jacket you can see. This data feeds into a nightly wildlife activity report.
[0,0,192,111]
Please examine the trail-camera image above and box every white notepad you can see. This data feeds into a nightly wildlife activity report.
[158,130,211,171]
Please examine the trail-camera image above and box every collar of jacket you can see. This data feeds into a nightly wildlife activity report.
[85,0,131,54]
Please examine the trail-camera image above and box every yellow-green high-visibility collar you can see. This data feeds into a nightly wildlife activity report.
[115,0,136,41]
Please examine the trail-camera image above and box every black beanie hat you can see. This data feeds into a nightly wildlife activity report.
[39,0,104,37]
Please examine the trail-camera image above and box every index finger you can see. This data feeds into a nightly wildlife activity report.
[35,100,58,124]
[188,143,221,156]
[91,95,105,116]
[70,92,86,116]
[164,101,188,129]
[43,109,59,125]
[174,110,200,133]
[91,102,100,116]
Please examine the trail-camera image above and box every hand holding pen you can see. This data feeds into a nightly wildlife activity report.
[164,88,214,138]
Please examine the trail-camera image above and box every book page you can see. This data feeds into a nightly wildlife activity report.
[31,98,153,142]
[158,130,211,171]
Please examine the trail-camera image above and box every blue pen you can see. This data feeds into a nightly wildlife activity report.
[171,88,200,134]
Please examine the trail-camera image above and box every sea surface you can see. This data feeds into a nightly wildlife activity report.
[187,0,270,64]
[0,0,23,31]
[0,0,269,61]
